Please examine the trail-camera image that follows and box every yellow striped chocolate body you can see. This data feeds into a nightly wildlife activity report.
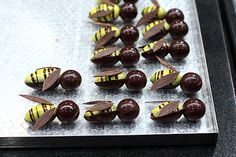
[141,40,169,60]
[84,104,117,123]
[24,104,56,123]
[142,6,166,20]
[150,101,183,122]
[150,70,182,89]
[95,72,126,89]
[91,48,120,66]
[92,26,120,44]
[143,20,170,40]
[89,4,120,22]
[24,67,59,90]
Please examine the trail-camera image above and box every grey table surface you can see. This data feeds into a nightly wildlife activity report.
[1,0,236,156]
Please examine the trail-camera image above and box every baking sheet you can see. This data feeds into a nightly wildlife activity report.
[0,0,218,145]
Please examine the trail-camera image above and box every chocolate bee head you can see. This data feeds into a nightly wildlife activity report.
[89,3,120,23]
[94,69,126,90]
[142,20,169,41]
[150,70,182,90]
[84,101,117,123]
[92,26,120,46]
[91,47,120,66]
[24,104,56,124]
[140,39,169,60]
[24,67,60,90]
[150,101,183,122]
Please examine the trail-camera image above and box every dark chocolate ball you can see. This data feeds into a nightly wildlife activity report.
[180,72,202,95]
[170,39,190,60]
[120,45,140,66]
[169,20,188,39]
[123,0,138,3]
[56,100,80,123]
[60,70,82,90]
[117,99,140,121]
[183,98,206,122]
[120,3,137,22]
[165,8,184,24]
[125,70,147,91]
[120,25,139,45]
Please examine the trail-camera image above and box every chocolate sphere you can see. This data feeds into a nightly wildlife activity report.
[180,72,202,95]
[120,46,140,66]
[123,0,138,3]
[125,70,147,91]
[117,99,140,121]
[170,39,190,60]
[56,100,80,123]
[169,20,188,39]
[120,3,137,22]
[120,25,139,45]
[165,8,184,24]
[183,98,206,122]
[60,70,82,90]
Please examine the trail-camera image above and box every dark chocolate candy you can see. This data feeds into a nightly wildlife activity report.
[170,39,190,60]
[56,100,80,123]
[120,25,139,45]
[180,72,202,95]
[169,20,188,39]
[120,3,137,22]
[117,99,140,121]
[165,8,184,24]
[120,45,140,66]
[183,98,205,122]
[125,70,147,91]
[60,70,82,91]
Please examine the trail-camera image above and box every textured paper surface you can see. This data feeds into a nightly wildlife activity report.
[0,0,218,136]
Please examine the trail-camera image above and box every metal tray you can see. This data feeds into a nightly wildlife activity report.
[0,0,218,147]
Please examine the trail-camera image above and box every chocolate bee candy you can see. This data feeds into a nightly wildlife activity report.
[150,101,183,122]
[89,3,120,23]
[142,20,169,41]
[94,69,126,90]
[24,67,60,90]
[92,26,120,46]
[21,95,80,130]
[24,104,56,123]
[91,47,120,66]
[84,101,117,123]
[140,39,169,60]
[150,70,182,89]
[137,0,166,27]
[142,20,188,40]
